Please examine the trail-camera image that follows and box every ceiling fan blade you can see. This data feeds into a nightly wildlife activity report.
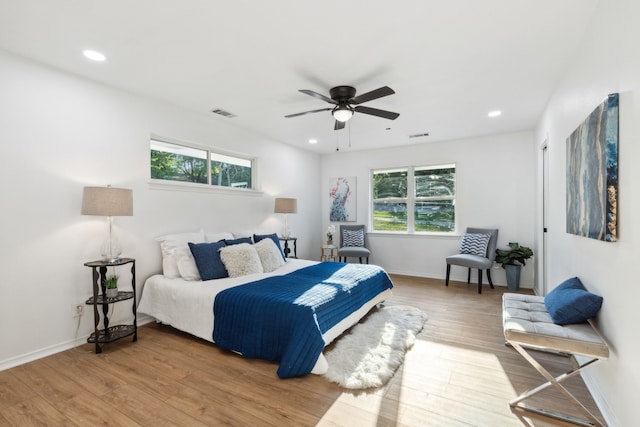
[354,105,400,120]
[350,86,395,104]
[334,120,346,130]
[299,89,337,104]
[285,108,331,118]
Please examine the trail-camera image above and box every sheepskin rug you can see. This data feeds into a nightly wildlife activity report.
[323,305,427,389]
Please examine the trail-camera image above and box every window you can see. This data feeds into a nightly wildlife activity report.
[372,164,455,233]
[150,138,254,190]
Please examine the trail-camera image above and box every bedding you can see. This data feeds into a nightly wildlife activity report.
[213,262,394,378]
[138,258,393,377]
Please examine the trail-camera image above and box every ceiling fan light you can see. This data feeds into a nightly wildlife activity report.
[332,106,353,122]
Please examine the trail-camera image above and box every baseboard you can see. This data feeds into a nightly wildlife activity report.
[0,314,156,372]
[384,268,534,289]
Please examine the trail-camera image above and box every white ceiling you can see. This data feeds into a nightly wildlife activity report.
[0,0,598,153]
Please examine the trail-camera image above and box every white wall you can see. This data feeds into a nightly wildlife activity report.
[321,131,536,287]
[0,50,321,369]
[535,0,640,424]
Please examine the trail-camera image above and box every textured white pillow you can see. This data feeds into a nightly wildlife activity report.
[219,243,264,278]
[254,238,286,273]
[175,246,201,281]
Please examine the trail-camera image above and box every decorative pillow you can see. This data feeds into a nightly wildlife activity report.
[219,243,264,278]
[204,231,234,243]
[253,233,285,260]
[544,277,603,325]
[343,229,364,247]
[175,246,201,281]
[459,233,491,257]
[224,237,253,246]
[232,230,254,239]
[156,230,206,278]
[254,238,286,273]
[188,241,228,281]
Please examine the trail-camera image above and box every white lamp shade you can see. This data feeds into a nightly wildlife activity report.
[274,197,297,214]
[81,186,133,216]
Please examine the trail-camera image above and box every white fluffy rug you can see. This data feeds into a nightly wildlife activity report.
[323,305,427,389]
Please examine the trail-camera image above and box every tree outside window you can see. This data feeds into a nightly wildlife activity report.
[151,139,254,190]
[372,165,455,233]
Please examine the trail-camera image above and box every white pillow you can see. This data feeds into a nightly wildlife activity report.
[175,246,201,281]
[204,231,234,243]
[231,230,255,239]
[254,238,286,273]
[156,231,205,278]
[219,243,264,278]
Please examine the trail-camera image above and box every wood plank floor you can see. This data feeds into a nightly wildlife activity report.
[0,275,606,426]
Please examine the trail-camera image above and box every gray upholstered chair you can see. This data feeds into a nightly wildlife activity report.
[338,225,370,264]
[445,227,498,294]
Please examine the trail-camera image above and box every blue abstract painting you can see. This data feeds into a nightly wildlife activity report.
[566,93,619,242]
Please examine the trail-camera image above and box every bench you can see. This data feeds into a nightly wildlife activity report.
[502,293,609,427]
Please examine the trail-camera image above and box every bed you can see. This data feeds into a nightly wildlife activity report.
[138,256,393,378]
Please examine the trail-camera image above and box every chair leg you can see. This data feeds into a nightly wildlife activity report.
[487,269,495,288]
[445,264,451,286]
[467,268,471,284]
[366,257,369,264]
[478,269,483,294]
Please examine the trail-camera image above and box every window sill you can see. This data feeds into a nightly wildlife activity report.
[148,179,263,196]
[368,231,461,239]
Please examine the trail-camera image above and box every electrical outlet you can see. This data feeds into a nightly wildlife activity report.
[72,304,84,318]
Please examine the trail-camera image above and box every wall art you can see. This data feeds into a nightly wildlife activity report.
[566,93,619,242]
[329,176,356,222]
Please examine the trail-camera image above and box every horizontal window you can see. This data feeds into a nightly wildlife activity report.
[150,138,255,190]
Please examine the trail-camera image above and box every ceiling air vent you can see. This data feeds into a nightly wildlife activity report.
[211,108,236,118]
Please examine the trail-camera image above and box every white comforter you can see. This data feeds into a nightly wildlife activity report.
[137,258,392,374]
[138,258,318,342]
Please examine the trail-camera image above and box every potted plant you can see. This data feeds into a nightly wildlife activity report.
[105,273,119,298]
[495,242,533,291]
[326,225,336,245]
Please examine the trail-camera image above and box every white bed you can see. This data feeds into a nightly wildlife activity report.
[138,258,392,374]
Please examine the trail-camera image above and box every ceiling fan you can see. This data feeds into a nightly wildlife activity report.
[285,85,400,130]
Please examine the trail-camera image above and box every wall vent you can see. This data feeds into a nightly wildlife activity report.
[211,108,236,118]
[409,132,430,138]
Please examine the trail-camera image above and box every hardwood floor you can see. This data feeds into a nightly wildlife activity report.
[0,275,606,426]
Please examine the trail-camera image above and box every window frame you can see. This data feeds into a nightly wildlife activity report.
[370,163,456,235]
[149,135,261,195]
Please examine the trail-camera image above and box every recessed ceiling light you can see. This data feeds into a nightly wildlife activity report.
[488,110,502,118]
[83,50,106,62]
[308,139,318,144]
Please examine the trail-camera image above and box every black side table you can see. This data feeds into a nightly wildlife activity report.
[278,236,297,258]
[84,258,137,353]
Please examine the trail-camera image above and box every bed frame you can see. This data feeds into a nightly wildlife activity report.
[502,293,609,427]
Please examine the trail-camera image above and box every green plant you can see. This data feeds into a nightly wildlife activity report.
[495,242,533,268]
[105,274,118,289]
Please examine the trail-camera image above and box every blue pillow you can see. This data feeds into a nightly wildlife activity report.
[188,241,228,280]
[224,237,253,246]
[544,277,603,325]
[253,233,285,260]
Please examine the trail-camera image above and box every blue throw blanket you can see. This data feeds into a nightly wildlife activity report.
[212,262,394,378]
